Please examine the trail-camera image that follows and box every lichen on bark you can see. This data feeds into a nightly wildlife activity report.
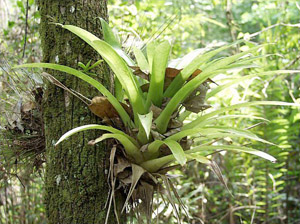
[37,0,123,223]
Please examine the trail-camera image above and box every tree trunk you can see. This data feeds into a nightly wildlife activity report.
[38,1,123,223]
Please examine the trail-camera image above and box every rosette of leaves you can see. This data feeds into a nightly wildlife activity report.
[15,19,300,223]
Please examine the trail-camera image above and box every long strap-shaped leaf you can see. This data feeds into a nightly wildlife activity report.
[156,46,265,132]
[14,63,134,127]
[187,145,276,162]
[55,124,139,147]
[60,25,146,122]
[143,139,186,166]
[183,101,300,130]
[155,69,299,133]
[146,41,159,74]
[92,133,144,163]
[206,70,300,99]
[141,144,276,172]
[155,69,223,133]
[146,41,171,108]
[141,151,211,173]
[99,18,135,102]
[146,126,274,158]
[202,45,265,73]
[167,127,274,145]
[99,18,135,66]
[92,40,146,122]
[164,40,244,97]
[133,47,149,71]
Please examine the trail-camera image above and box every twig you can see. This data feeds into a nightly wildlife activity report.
[245,23,300,40]
[22,0,29,58]
[225,0,239,52]
[267,54,300,84]
[283,54,300,69]
[245,122,267,130]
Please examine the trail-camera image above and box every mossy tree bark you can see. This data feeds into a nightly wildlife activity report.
[38,1,123,223]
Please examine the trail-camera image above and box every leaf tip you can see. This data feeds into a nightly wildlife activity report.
[88,140,96,145]
[271,158,277,163]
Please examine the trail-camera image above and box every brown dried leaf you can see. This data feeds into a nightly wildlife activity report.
[165,67,182,78]
[150,104,162,119]
[210,161,232,196]
[168,119,183,129]
[180,138,193,150]
[139,181,154,223]
[88,96,132,121]
[164,128,181,137]
[161,175,181,223]
[21,101,35,113]
[168,179,189,218]
[114,156,131,177]
[129,66,149,81]
[42,72,90,105]
[183,82,211,113]
[140,83,150,92]
[163,77,173,91]
[187,69,202,80]
[122,164,145,213]
[89,96,119,119]
[108,145,117,183]
[150,130,165,140]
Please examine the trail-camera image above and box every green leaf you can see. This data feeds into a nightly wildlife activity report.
[140,154,174,172]
[156,46,264,133]
[78,62,86,70]
[14,63,134,128]
[200,127,275,145]
[99,18,135,66]
[92,40,146,120]
[202,45,264,73]
[142,139,186,169]
[164,40,244,97]
[206,70,300,99]
[155,69,223,133]
[54,124,139,147]
[200,115,270,126]
[114,77,124,102]
[164,139,187,166]
[62,24,99,46]
[171,48,206,69]
[168,127,274,146]
[133,47,149,71]
[147,41,171,107]
[186,154,211,164]
[88,59,103,70]
[142,137,278,172]
[91,133,144,163]
[183,101,300,130]
[186,145,277,163]
[100,18,121,48]
[146,41,159,74]
[60,24,145,122]
[138,111,153,139]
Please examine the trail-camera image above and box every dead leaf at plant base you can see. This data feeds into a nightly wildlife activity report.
[183,81,211,113]
[88,96,132,122]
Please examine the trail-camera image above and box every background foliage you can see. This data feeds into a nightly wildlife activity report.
[0,0,299,223]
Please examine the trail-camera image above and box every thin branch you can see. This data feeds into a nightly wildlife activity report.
[245,23,300,40]
[283,54,300,69]
[22,0,29,58]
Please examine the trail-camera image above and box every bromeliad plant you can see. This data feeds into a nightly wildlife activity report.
[15,19,300,223]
